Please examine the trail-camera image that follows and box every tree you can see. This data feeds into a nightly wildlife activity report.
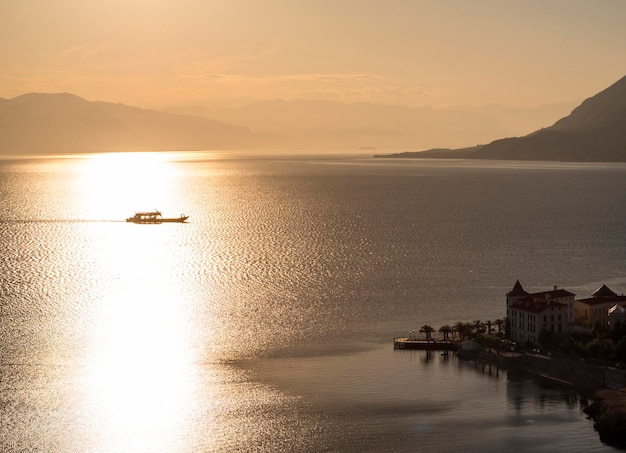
[586,338,615,361]
[419,324,435,342]
[439,325,452,342]
[453,321,465,341]
[616,337,626,363]
[610,320,626,342]
[472,320,483,336]
[538,326,553,351]
[454,321,472,341]
[558,335,580,356]
[494,318,505,336]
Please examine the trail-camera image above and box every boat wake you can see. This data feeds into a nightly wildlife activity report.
[0,219,126,224]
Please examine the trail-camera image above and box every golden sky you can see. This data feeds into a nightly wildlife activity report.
[1,0,625,108]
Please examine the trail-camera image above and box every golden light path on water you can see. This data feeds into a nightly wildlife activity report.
[84,236,193,449]
[76,152,178,220]
[72,153,206,450]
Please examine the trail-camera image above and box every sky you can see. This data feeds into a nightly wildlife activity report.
[1,0,625,109]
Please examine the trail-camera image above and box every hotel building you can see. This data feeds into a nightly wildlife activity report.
[506,280,575,345]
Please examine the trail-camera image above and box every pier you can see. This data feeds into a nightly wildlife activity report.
[393,337,458,351]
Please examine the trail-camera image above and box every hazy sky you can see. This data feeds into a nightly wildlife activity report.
[1,0,625,109]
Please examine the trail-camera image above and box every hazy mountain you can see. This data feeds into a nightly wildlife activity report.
[168,100,522,150]
[384,75,626,162]
[463,101,579,136]
[0,93,255,155]
[165,99,576,151]
[0,92,581,155]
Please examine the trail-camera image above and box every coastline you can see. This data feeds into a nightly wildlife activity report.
[583,388,626,448]
[459,347,626,446]
[250,343,608,451]
[457,348,613,392]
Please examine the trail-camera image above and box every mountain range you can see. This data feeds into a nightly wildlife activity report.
[380,74,626,162]
[163,100,574,151]
[0,93,256,154]
[0,91,576,156]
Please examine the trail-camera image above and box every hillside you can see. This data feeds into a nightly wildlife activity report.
[0,93,255,155]
[380,75,626,162]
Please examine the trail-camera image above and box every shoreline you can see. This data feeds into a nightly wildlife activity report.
[582,388,626,448]
[457,348,609,392]
[459,346,626,446]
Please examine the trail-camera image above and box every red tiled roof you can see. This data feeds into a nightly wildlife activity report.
[510,299,567,314]
[531,289,575,299]
[577,295,626,306]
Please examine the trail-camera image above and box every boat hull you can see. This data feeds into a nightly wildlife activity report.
[160,216,189,223]
[126,212,188,224]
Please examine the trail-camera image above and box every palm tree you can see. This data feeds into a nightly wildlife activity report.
[439,324,452,342]
[494,318,505,335]
[439,324,453,356]
[464,322,475,339]
[486,320,492,335]
[419,324,435,343]
[454,321,471,341]
[472,319,483,336]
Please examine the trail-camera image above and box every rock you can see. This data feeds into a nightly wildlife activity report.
[584,388,626,447]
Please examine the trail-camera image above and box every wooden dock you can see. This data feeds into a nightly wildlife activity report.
[393,338,459,351]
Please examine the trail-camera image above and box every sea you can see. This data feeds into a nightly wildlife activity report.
[1,151,626,452]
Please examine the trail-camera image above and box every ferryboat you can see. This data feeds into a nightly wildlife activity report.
[126,210,189,224]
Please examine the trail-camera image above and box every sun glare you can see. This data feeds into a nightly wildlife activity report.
[72,151,201,449]
[76,152,180,221]
[80,206,198,449]
[86,297,195,450]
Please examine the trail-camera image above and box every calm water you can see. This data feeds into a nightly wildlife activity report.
[1,152,626,452]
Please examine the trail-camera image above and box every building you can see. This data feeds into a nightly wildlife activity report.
[506,280,575,345]
[575,284,626,328]
[608,304,626,325]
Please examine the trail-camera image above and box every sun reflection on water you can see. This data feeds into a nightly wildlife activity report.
[85,298,195,450]
[74,152,201,449]
[46,152,316,450]
[75,152,182,221]
[81,225,201,450]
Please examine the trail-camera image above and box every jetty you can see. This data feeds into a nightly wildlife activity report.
[393,337,458,351]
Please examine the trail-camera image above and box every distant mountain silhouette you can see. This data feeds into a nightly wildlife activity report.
[0,92,578,155]
[380,75,626,161]
[168,99,572,151]
[0,93,254,154]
